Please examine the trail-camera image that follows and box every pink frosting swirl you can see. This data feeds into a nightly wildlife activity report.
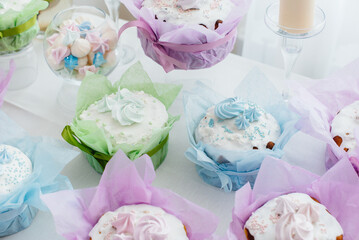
[86,32,110,54]
[133,215,169,240]
[275,197,298,217]
[276,213,314,240]
[297,203,320,223]
[112,212,135,235]
[51,46,70,64]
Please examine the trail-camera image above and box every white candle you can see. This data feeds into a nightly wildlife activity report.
[279,0,315,34]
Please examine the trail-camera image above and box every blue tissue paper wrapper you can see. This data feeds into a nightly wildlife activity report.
[183,69,299,192]
[0,110,78,236]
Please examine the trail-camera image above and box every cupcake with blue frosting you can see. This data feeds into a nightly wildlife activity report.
[196,98,281,152]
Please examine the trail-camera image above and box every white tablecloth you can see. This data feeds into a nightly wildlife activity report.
[2,20,327,239]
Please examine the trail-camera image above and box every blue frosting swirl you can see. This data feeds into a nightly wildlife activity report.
[64,55,78,71]
[235,114,250,130]
[215,98,245,120]
[244,107,261,122]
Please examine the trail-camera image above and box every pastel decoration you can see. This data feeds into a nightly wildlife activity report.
[64,55,78,71]
[101,29,118,50]
[245,107,261,122]
[46,33,59,47]
[104,50,117,67]
[70,38,91,58]
[93,52,107,67]
[177,0,201,10]
[61,22,80,34]
[76,57,88,69]
[112,213,135,234]
[47,54,65,71]
[133,215,169,240]
[51,46,70,65]
[52,34,65,48]
[97,95,116,113]
[215,97,244,120]
[86,31,110,54]
[0,148,11,164]
[78,65,98,78]
[77,21,92,32]
[235,114,250,130]
[63,30,80,46]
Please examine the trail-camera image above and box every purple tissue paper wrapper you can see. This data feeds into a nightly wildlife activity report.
[42,150,219,240]
[290,58,359,170]
[0,60,15,106]
[227,156,359,240]
[120,0,251,70]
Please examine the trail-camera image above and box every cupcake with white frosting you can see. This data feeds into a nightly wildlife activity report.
[196,98,281,152]
[331,100,359,154]
[142,0,235,30]
[79,89,168,147]
[0,145,32,195]
[89,204,188,240]
[244,193,344,240]
[63,62,181,173]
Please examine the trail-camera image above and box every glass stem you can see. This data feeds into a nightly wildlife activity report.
[104,0,120,30]
[281,37,303,100]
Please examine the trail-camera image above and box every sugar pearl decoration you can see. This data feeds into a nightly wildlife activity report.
[70,39,91,58]
[101,30,118,50]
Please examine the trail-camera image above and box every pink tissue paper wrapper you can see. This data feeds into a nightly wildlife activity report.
[41,150,219,240]
[227,156,359,240]
[290,58,359,171]
[120,0,251,71]
[0,60,15,106]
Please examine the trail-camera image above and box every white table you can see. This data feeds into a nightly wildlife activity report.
[2,20,328,239]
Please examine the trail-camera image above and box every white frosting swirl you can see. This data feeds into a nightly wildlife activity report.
[275,197,298,217]
[134,215,169,240]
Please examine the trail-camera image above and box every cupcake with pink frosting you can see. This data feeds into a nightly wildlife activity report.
[89,204,188,240]
[243,193,343,240]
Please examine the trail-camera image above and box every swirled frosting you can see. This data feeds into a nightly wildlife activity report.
[195,99,281,152]
[111,89,145,126]
[134,215,169,240]
[215,98,245,120]
[276,213,314,240]
[0,145,32,194]
[244,193,343,240]
[89,204,188,240]
[79,88,168,146]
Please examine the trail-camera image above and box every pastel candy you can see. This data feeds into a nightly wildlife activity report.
[104,50,117,67]
[71,39,91,58]
[78,65,98,78]
[76,56,89,69]
[93,52,107,67]
[101,29,118,50]
[86,32,110,54]
[51,46,70,65]
[46,33,59,47]
[77,21,92,32]
[0,145,32,195]
[63,30,80,46]
[64,55,79,71]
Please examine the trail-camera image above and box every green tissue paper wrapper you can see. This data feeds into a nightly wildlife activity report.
[0,0,48,52]
[64,62,181,173]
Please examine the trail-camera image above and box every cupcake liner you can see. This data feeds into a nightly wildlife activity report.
[227,156,359,240]
[0,0,48,52]
[119,0,251,72]
[0,110,77,236]
[0,60,15,107]
[290,58,359,171]
[62,62,181,173]
[184,69,299,192]
[41,150,219,240]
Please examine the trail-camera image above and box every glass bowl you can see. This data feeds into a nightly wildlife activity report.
[44,6,119,86]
